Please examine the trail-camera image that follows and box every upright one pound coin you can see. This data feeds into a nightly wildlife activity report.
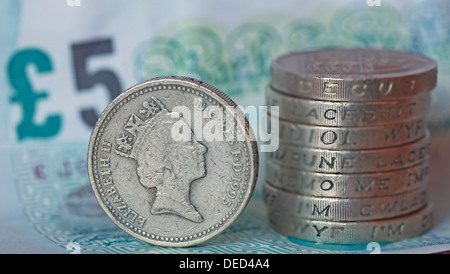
[87,76,259,247]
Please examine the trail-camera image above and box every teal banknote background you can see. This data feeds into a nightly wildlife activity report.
[1,0,450,253]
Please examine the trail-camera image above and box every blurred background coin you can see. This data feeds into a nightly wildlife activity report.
[265,47,437,245]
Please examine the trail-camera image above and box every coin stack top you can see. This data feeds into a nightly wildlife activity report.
[271,48,437,102]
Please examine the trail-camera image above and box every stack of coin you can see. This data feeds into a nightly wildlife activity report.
[264,48,437,244]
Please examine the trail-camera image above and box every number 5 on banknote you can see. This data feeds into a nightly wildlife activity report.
[7,38,123,140]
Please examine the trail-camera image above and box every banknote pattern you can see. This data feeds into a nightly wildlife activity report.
[3,0,450,253]
[8,143,450,253]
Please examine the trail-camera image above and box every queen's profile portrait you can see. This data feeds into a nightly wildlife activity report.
[116,97,207,223]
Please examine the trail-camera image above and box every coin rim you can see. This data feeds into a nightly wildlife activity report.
[265,159,430,197]
[263,182,428,221]
[266,84,431,126]
[268,203,433,244]
[270,114,428,150]
[270,131,430,173]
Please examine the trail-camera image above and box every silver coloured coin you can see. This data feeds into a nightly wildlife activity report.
[271,48,437,102]
[266,85,431,127]
[265,160,430,198]
[271,115,428,150]
[263,183,428,221]
[87,76,258,247]
[268,204,433,244]
[269,132,430,173]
